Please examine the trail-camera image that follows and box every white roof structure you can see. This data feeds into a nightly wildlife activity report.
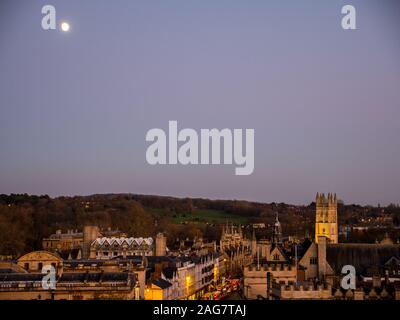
[91,237,153,247]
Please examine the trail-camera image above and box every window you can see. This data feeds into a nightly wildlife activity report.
[310,257,318,265]
[24,263,29,270]
[273,254,280,261]
[38,262,43,271]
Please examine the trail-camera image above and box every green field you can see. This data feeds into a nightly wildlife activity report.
[149,208,249,224]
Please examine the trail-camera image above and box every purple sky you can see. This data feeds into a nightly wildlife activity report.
[0,0,400,205]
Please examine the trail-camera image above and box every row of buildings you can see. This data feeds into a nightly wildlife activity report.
[1,192,400,300]
[243,193,400,300]
[0,238,227,300]
[0,225,229,300]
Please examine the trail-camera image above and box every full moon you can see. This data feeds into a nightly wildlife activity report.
[61,22,70,32]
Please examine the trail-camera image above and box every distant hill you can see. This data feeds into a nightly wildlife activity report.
[0,193,399,256]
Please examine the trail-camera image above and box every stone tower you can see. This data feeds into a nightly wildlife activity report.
[155,233,167,256]
[83,225,100,259]
[315,193,338,244]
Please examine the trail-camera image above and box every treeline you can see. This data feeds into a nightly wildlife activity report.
[130,193,302,217]
[0,194,305,256]
[0,194,154,256]
[1,193,399,256]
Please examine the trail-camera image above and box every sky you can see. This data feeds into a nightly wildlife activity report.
[0,0,399,205]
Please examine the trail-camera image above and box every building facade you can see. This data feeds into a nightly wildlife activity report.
[315,193,338,244]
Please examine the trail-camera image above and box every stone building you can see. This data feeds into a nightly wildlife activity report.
[220,223,247,249]
[145,278,174,300]
[243,263,297,299]
[0,271,140,300]
[219,223,253,275]
[145,252,223,300]
[43,227,169,260]
[271,282,332,300]
[0,250,145,300]
[243,193,400,300]
[243,213,300,299]
[42,229,83,252]
[90,237,154,259]
[42,226,127,259]
[315,193,338,244]
[17,251,64,276]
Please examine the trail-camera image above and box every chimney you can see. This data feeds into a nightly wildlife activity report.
[318,236,327,279]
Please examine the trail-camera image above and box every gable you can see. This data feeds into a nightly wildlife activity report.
[385,256,400,265]
[299,242,317,267]
[270,246,288,262]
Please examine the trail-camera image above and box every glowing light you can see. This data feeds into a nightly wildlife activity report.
[61,22,70,32]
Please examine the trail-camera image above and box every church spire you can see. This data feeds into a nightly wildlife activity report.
[272,212,282,246]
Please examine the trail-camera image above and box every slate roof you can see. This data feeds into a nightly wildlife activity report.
[0,273,43,281]
[63,259,106,267]
[0,272,130,283]
[152,278,172,289]
[59,272,129,283]
[326,243,400,274]
[162,266,177,279]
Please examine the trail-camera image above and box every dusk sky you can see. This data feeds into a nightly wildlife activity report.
[0,0,399,205]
